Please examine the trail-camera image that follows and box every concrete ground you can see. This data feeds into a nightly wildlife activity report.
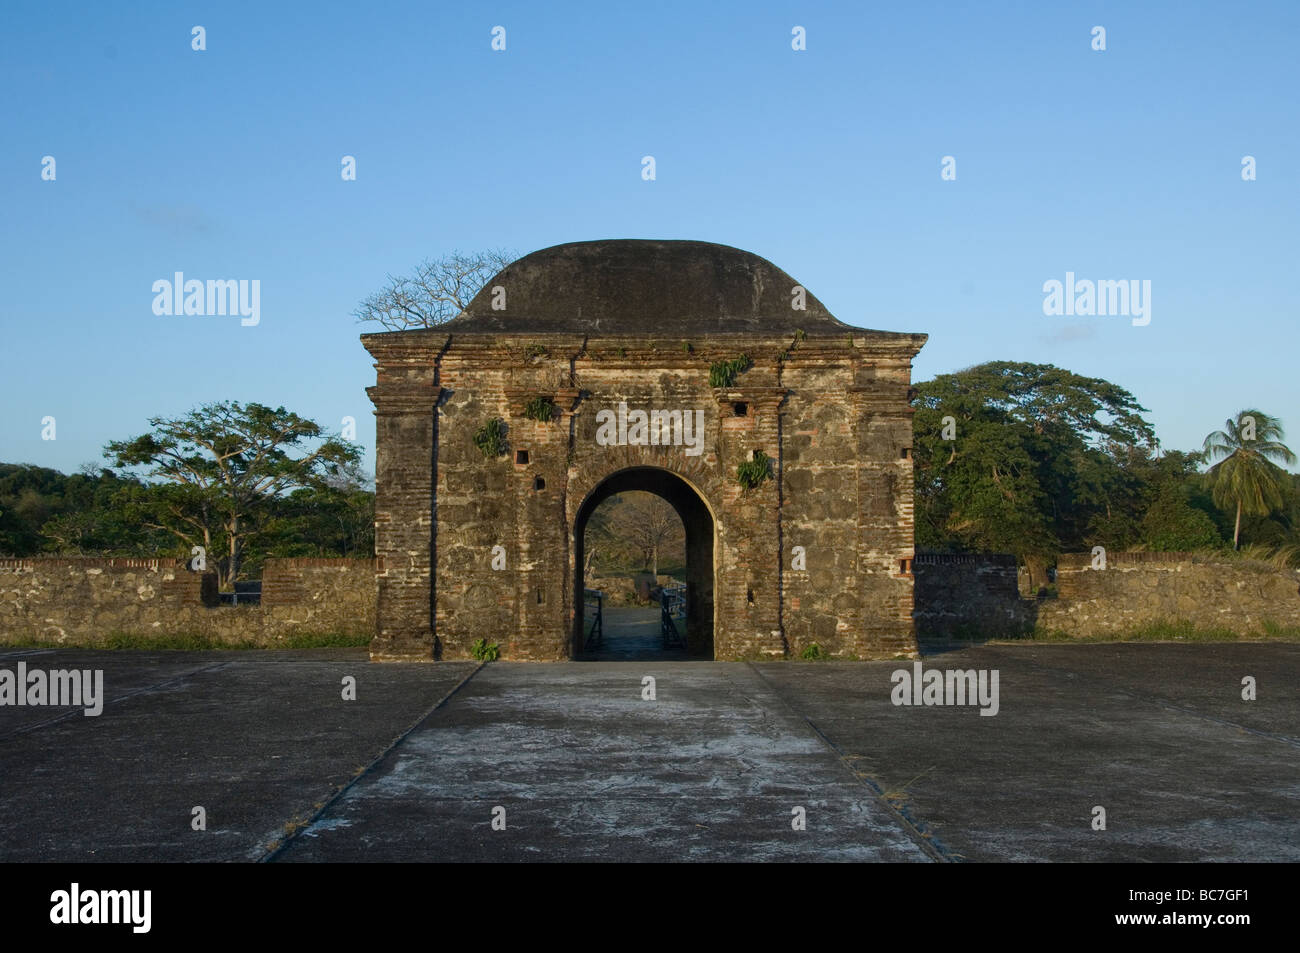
[0,643,1295,862]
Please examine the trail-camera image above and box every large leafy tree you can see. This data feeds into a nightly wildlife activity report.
[248,461,376,576]
[912,362,1156,586]
[1202,409,1297,549]
[105,401,362,586]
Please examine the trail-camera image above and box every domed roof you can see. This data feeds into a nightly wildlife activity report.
[443,239,853,336]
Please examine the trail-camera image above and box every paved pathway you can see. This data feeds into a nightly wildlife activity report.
[2,643,1296,862]
[580,606,692,661]
[274,662,932,861]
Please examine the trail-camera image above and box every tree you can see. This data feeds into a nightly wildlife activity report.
[249,461,375,575]
[912,362,1157,588]
[618,493,682,577]
[353,249,516,330]
[582,504,612,581]
[39,473,173,556]
[1,463,166,556]
[105,401,362,586]
[1139,482,1223,551]
[583,492,685,578]
[1202,409,1297,549]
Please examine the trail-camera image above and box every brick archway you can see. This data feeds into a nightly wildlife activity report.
[571,464,718,659]
[362,239,927,662]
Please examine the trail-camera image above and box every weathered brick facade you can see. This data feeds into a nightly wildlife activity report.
[364,240,927,661]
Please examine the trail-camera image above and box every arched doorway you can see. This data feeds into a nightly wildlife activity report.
[572,467,715,660]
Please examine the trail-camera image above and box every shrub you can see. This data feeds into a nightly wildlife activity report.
[1140,485,1223,551]
[470,638,500,661]
[473,418,509,457]
[709,354,752,388]
[737,450,772,490]
[800,642,828,660]
[523,395,557,423]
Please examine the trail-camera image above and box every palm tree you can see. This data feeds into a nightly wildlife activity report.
[1202,409,1297,549]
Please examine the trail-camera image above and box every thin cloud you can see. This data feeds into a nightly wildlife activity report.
[129,202,215,238]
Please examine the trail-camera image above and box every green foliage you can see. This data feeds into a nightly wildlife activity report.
[473,417,509,457]
[1202,409,1297,549]
[99,401,362,587]
[800,642,829,660]
[736,450,772,490]
[1,458,375,578]
[709,354,752,388]
[912,362,1158,560]
[243,478,375,578]
[470,638,501,661]
[523,344,548,359]
[523,395,557,423]
[1231,543,1300,571]
[682,341,693,353]
[793,328,806,344]
[1139,482,1223,551]
[1,464,170,557]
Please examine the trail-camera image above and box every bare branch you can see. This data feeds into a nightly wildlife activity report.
[353,249,517,330]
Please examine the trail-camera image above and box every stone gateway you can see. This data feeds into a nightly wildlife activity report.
[363,239,926,661]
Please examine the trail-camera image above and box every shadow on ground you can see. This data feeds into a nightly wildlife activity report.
[1,643,1296,862]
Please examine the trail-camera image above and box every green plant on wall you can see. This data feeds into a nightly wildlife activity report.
[473,418,509,457]
[736,449,772,490]
[523,395,557,423]
[524,344,548,360]
[800,642,828,660]
[470,638,500,661]
[709,354,752,388]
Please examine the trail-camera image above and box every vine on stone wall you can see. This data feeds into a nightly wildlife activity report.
[709,354,752,388]
[736,449,772,490]
[523,395,557,423]
[473,418,509,457]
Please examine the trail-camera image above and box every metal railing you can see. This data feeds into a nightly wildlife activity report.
[218,581,262,607]
[583,588,604,651]
[660,584,687,649]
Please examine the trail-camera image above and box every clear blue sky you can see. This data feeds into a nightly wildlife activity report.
[3,0,1297,476]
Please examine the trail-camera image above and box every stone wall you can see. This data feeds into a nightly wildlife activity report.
[914,550,1300,640]
[10,550,1295,648]
[914,553,1030,638]
[1038,551,1300,636]
[366,330,923,661]
[0,557,375,646]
